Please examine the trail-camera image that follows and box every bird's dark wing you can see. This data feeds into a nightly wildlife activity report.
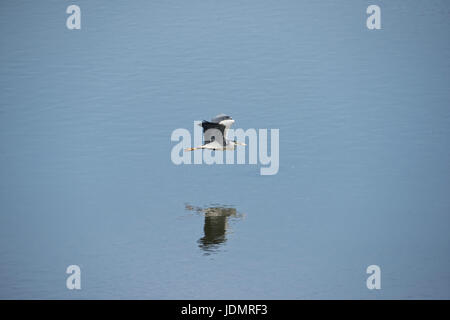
[201,121,226,146]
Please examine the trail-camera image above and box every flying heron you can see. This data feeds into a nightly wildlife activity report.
[185,114,246,151]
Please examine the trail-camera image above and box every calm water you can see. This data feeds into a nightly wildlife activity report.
[0,0,449,299]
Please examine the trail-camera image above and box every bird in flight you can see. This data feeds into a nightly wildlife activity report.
[185,114,246,151]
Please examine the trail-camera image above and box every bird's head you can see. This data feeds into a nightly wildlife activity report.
[233,139,246,146]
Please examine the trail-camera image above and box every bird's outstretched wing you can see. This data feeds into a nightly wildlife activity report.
[210,114,229,123]
[200,121,226,146]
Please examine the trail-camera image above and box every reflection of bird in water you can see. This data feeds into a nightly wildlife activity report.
[185,204,244,255]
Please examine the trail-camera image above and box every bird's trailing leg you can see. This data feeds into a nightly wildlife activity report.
[184,146,204,152]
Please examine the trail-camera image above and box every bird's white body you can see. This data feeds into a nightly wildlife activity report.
[201,139,240,151]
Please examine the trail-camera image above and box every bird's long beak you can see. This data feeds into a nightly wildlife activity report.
[235,142,247,146]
